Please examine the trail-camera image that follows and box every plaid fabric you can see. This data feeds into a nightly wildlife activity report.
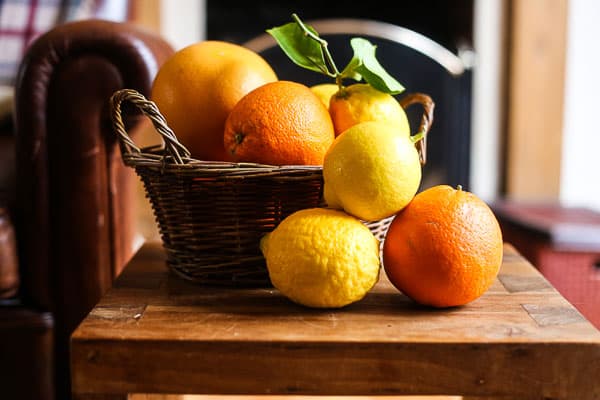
[0,0,129,85]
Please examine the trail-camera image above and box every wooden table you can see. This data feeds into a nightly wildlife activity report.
[71,242,600,399]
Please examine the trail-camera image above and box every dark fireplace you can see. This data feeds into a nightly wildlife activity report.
[206,0,474,190]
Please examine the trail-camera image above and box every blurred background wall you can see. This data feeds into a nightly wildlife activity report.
[560,0,600,211]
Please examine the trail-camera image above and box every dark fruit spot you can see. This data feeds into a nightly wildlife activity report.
[230,132,246,155]
[235,132,246,145]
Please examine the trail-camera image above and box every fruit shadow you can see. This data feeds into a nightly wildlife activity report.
[165,274,455,318]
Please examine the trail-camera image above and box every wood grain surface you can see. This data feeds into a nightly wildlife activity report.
[71,242,600,399]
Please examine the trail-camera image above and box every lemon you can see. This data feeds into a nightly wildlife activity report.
[323,121,421,221]
[329,83,410,136]
[310,83,338,109]
[260,208,380,308]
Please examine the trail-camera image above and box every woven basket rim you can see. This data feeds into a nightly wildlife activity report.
[110,88,434,173]
[111,89,328,177]
[126,145,324,172]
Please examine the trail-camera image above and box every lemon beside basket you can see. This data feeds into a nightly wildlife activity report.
[110,89,433,287]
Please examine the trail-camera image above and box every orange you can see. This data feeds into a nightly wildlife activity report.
[151,40,278,161]
[223,81,335,165]
[382,185,503,308]
[329,83,410,136]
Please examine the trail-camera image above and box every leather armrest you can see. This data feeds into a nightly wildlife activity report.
[13,19,173,331]
[0,207,18,298]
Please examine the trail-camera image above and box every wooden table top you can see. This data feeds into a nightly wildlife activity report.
[71,241,600,399]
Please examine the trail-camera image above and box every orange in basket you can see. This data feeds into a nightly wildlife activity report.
[151,40,277,162]
[224,80,334,166]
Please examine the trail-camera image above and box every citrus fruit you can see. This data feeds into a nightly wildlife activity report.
[323,121,421,221]
[329,83,410,136]
[382,185,504,308]
[310,83,338,109]
[151,40,278,161]
[260,208,380,308]
[223,80,335,165]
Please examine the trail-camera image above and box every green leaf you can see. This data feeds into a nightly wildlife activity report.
[345,38,405,94]
[339,56,363,82]
[267,22,329,75]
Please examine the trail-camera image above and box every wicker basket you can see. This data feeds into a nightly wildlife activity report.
[110,89,433,287]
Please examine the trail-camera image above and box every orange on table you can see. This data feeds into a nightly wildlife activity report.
[151,40,277,161]
[382,185,503,308]
[223,80,335,166]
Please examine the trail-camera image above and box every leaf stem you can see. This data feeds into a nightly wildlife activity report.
[292,13,339,78]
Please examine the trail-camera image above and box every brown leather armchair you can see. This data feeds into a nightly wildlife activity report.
[0,19,173,400]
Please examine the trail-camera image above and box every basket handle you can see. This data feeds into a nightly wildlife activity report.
[110,88,191,165]
[399,92,435,165]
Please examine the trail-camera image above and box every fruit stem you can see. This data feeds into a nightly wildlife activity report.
[410,131,424,144]
[457,185,463,191]
[335,76,346,92]
[292,13,340,78]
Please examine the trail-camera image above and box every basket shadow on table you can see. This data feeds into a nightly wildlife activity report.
[162,265,448,320]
